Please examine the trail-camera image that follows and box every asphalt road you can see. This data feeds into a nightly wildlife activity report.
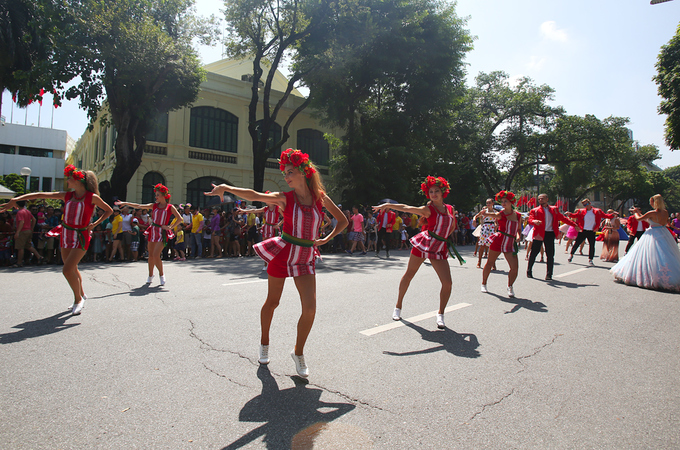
[1,243,679,449]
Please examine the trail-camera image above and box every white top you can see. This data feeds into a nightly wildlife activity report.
[584,210,596,231]
[543,206,553,230]
[121,213,133,232]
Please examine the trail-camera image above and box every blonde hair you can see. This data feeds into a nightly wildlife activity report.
[305,162,326,202]
[651,194,665,210]
[84,171,100,196]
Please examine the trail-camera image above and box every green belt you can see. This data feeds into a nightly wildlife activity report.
[63,223,88,250]
[499,231,519,255]
[152,222,168,246]
[428,230,465,265]
[281,232,314,248]
[264,221,278,227]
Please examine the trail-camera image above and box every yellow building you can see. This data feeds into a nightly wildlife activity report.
[68,59,339,206]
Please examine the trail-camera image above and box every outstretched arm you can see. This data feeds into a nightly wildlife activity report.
[0,192,66,212]
[204,184,286,209]
[114,200,155,210]
[372,203,430,217]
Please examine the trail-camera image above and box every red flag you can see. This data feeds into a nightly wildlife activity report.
[12,93,16,103]
[38,88,45,106]
[52,89,59,108]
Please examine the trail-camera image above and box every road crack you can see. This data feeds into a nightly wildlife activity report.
[516,333,562,373]
[467,389,515,422]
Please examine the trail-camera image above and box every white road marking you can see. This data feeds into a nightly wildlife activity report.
[221,279,268,286]
[360,303,472,336]
[554,267,589,278]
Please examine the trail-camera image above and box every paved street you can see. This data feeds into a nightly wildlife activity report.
[1,243,679,449]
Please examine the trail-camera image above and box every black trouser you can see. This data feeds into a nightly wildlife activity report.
[625,231,644,253]
[376,228,390,254]
[528,231,555,276]
[570,230,596,260]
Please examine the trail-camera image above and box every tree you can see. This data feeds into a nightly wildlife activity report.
[222,0,334,193]
[0,173,26,195]
[301,0,473,206]
[60,0,213,202]
[654,22,680,150]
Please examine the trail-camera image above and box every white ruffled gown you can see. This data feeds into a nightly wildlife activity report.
[610,219,680,292]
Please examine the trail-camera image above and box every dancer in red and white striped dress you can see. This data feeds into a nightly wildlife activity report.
[205,149,347,378]
[373,176,457,330]
[115,184,181,286]
[0,165,112,315]
[479,190,521,298]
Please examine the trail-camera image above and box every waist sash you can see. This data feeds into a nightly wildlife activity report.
[499,231,519,255]
[428,230,465,265]
[63,223,88,250]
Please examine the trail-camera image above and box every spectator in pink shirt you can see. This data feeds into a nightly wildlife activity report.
[347,206,367,255]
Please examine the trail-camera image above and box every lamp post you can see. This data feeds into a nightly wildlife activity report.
[20,167,31,193]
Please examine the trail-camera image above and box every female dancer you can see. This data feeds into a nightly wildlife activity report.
[115,184,181,286]
[473,198,497,269]
[611,195,680,291]
[0,165,112,315]
[600,211,620,262]
[205,149,347,378]
[479,190,521,297]
[374,176,456,329]
[237,196,283,270]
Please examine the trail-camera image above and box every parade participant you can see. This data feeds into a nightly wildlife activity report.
[375,207,396,258]
[0,165,112,315]
[611,195,680,291]
[115,184,181,286]
[526,193,579,280]
[473,198,497,269]
[567,198,617,266]
[624,206,649,254]
[479,190,521,297]
[205,149,347,378]
[374,176,457,329]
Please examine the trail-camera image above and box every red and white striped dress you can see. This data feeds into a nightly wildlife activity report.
[261,206,280,240]
[410,204,455,260]
[47,191,96,250]
[144,203,175,243]
[254,191,322,278]
[488,213,519,253]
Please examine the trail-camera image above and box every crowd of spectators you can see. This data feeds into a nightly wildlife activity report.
[2,198,677,268]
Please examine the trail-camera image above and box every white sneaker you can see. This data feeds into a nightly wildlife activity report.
[588,260,594,266]
[160,275,166,286]
[146,276,154,284]
[507,286,515,298]
[481,284,488,293]
[392,308,402,321]
[567,255,573,263]
[262,265,267,271]
[436,313,445,329]
[291,351,309,378]
[68,293,88,311]
[72,299,85,315]
[258,345,269,364]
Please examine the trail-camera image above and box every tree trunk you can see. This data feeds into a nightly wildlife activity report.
[99,113,145,204]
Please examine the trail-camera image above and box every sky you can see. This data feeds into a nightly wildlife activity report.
[2,0,679,168]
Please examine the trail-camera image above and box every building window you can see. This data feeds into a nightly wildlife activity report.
[94,136,99,162]
[297,129,329,165]
[42,177,52,191]
[18,147,53,158]
[147,112,169,143]
[29,176,39,192]
[0,144,15,154]
[142,172,166,204]
[186,176,228,208]
[256,120,282,155]
[189,107,238,153]
[102,127,108,158]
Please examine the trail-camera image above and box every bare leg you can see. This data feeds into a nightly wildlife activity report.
[148,241,164,277]
[482,250,502,285]
[430,258,452,314]
[504,252,519,287]
[261,276,286,346]
[292,274,316,355]
[396,253,426,310]
[61,248,87,304]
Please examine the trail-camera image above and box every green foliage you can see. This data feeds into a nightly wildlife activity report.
[654,22,680,150]
[0,173,26,195]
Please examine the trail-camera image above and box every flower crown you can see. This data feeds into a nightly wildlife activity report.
[154,183,171,200]
[64,164,86,183]
[279,148,316,179]
[420,176,450,199]
[495,190,516,204]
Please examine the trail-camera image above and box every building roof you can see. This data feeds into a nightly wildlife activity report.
[203,58,304,98]
[0,184,16,199]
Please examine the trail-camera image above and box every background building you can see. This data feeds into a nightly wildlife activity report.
[0,123,74,192]
[68,59,340,206]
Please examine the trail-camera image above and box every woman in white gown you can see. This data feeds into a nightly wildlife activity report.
[610,194,680,292]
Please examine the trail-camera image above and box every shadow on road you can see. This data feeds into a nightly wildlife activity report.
[0,311,78,344]
[382,320,481,359]
[222,365,355,449]
[485,292,548,314]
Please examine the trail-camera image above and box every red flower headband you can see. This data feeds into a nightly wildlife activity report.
[495,190,516,204]
[154,183,171,200]
[279,148,316,179]
[64,164,86,183]
[420,176,450,199]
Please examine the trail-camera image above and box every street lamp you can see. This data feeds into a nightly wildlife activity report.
[20,167,31,193]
